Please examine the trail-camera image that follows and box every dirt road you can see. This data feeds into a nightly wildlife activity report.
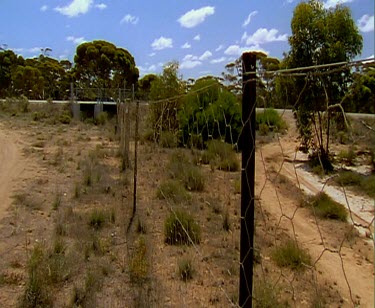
[0,126,25,220]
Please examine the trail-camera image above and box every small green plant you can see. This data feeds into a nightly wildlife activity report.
[168,151,205,191]
[129,237,148,284]
[94,112,108,125]
[177,257,194,281]
[256,108,287,133]
[337,147,356,166]
[164,210,201,245]
[157,179,191,203]
[59,113,71,124]
[272,240,311,271]
[307,192,348,221]
[254,280,288,308]
[202,140,239,171]
[223,210,231,231]
[52,192,62,210]
[159,131,178,148]
[88,209,106,230]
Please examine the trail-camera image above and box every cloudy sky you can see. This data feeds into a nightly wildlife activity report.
[0,0,373,79]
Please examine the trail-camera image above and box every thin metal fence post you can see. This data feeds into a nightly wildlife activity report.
[239,52,256,308]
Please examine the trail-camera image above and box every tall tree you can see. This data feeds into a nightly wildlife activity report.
[74,40,138,92]
[287,0,362,170]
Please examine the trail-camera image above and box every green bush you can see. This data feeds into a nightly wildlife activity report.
[178,257,194,281]
[335,171,362,186]
[308,192,348,221]
[88,209,106,230]
[164,210,201,245]
[337,148,356,166]
[157,179,191,203]
[159,131,178,148]
[59,113,71,124]
[202,140,239,171]
[256,108,287,133]
[168,151,205,191]
[94,112,108,125]
[129,237,148,284]
[335,171,375,198]
[272,240,311,271]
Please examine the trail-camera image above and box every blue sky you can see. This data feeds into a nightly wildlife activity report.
[0,0,373,79]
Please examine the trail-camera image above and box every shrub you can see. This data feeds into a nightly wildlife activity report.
[164,210,201,245]
[202,140,239,171]
[94,112,108,125]
[159,131,178,148]
[307,192,348,221]
[157,179,191,203]
[256,108,287,133]
[272,240,311,271]
[254,280,287,308]
[88,210,106,230]
[168,151,205,191]
[59,113,71,124]
[129,237,148,284]
[178,257,194,281]
[335,170,362,186]
[337,148,356,166]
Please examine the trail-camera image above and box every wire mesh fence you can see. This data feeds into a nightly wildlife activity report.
[119,53,374,307]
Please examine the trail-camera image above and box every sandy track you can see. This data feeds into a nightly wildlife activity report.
[0,126,25,220]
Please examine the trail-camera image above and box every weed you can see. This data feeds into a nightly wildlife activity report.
[337,147,356,166]
[74,182,81,198]
[136,218,147,234]
[272,240,311,271]
[307,192,348,221]
[202,140,239,171]
[254,280,289,308]
[164,210,201,245]
[94,112,108,125]
[88,209,106,230]
[52,191,62,210]
[157,179,191,203]
[53,237,66,255]
[177,257,194,281]
[159,131,178,148]
[335,171,375,198]
[129,237,148,284]
[223,210,231,231]
[256,108,287,133]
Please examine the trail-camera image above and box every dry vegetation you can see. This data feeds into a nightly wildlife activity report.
[0,100,373,307]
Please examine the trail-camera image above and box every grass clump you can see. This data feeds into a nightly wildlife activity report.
[254,280,288,308]
[177,257,194,281]
[168,151,205,191]
[272,240,311,271]
[337,147,356,166]
[159,131,178,148]
[202,140,239,171]
[335,171,375,198]
[129,237,148,284]
[88,209,106,230]
[164,210,201,245]
[256,108,287,133]
[157,179,191,203]
[306,192,348,221]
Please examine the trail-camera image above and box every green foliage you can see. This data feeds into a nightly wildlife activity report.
[179,77,242,147]
[88,209,106,230]
[335,171,375,198]
[129,237,148,284]
[307,192,348,221]
[287,1,363,167]
[94,112,108,125]
[157,179,191,203]
[164,210,201,245]
[272,240,312,271]
[168,151,205,191]
[254,280,288,308]
[256,108,287,133]
[202,140,239,171]
[337,147,356,165]
[177,257,194,281]
[159,131,178,148]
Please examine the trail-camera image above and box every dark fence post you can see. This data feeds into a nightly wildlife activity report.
[239,52,256,307]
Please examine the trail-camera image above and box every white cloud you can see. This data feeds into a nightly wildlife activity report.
[357,14,374,32]
[224,44,268,56]
[151,37,173,50]
[66,36,86,45]
[244,28,288,45]
[193,35,201,41]
[40,5,48,12]
[55,0,93,18]
[181,55,202,69]
[199,50,212,61]
[29,47,42,53]
[181,42,191,49]
[242,11,258,28]
[210,57,227,64]
[120,14,139,25]
[178,6,215,28]
[149,52,156,57]
[323,0,354,9]
[215,45,224,52]
[95,3,107,10]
